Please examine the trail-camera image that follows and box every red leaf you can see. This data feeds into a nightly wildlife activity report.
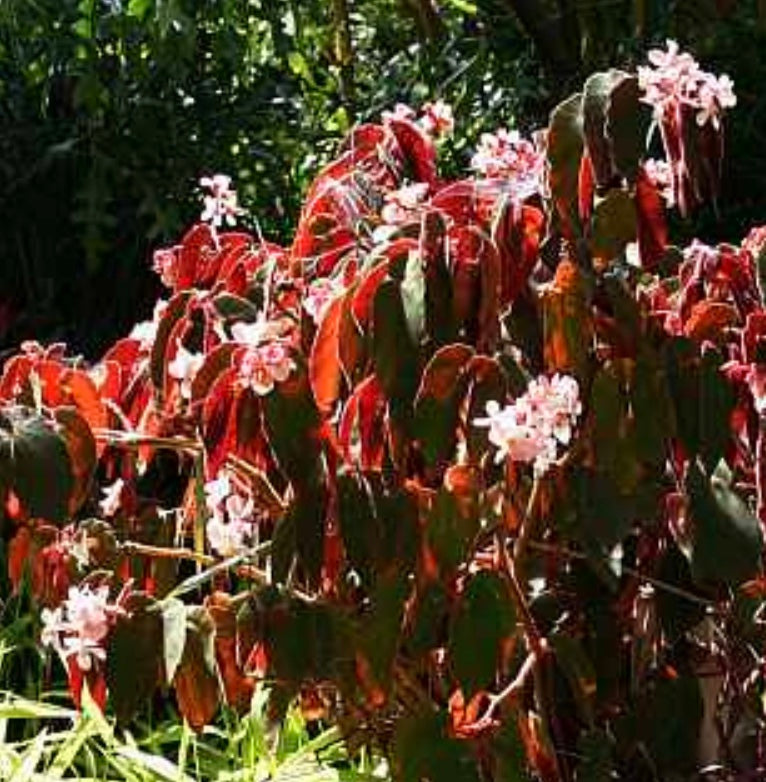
[636,164,668,270]
[578,151,595,223]
[310,294,345,416]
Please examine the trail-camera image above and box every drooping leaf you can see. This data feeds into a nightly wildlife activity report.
[53,406,96,515]
[309,294,345,416]
[160,597,187,685]
[413,344,474,469]
[582,70,626,188]
[605,75,646,185]
[337,470,381,588]
[448,570,515,698]
[0,406,73,522]
[548,93,585,239]
[698,348,734,471]
[358,572,410,690]
[550,633,597,725]
[686,460,763,587]
[589,189,636,264]
[173,606,220,732]
[106,592,162,726]
[393,709,482,782]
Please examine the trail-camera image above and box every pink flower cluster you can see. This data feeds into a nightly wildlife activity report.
[643,158,674,207]
[470,129,544,197]
[638,40,736,129]
[41,585,123,672]
[168,342,205,400]
[237,340,294,396]
[204,471,254,557]
[199,174,243,228]
[381,182,430,226]
[473,374,581,475]
[382,99,454,140]
[303,277,344,324]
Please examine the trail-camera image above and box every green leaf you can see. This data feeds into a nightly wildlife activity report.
[401,249,426,345]
[582,70,626,187]
[0,406,73,522]
[698,348,735,471]
[413,344,474,468]
[550,633,597,725]
[655,543,706,643]
[407,581,449,657]
[631,347,674,466]
[426,488,479,575]
[449,571,514,698]
[212,293,260,322]
[359,573,410,688]
[640,676,703,774]
[160,597,187,685]
[337,471,381,588]
[575,729,616,782]
[372,278,419,431]
[605,75,646,184]
[589,365,622,471]
[663,337,700,456]
[547,93,584,238]
[589,189,636,262]
[686,460,763,587]
[106,593,162,726]
[393,710,482,782]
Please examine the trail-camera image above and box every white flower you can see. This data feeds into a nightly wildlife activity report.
[238,341,295,396]
[199,173,243,228]
[470,128,545,197]
[303,277,344,324]
[99,478,125,517]
[381,182,429,225]
[167,342,204,400]
[420,99,454,138]
[473,374,581,475]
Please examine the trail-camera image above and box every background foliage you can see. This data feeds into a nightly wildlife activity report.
[3,0,766,357]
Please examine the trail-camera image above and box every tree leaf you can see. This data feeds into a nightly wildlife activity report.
[0,405,73,522]
[448,570,514,698]
[106,592,162,726]
[686,460,763,587]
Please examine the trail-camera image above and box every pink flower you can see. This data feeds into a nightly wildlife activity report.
[643,158,675,207]
[470,129,544,197]
[238,341,295,396]
[381,182,430,225]
[41,584,123,673]
[204,470,255,557]
[638,40,735,129]
[167,342,204,400]
[129,299,167,350]
[303,277,344,324]
[199,174,243,228]
[152,248,178,288]
[99,478,125,517]
[382,103,417,124]
[230,316,285,346]
[473,374,581,475]
[420,100,454,139]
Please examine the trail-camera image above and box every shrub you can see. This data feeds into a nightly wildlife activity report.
[1,41,765,781]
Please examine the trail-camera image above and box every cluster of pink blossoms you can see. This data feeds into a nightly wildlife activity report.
[382,99,454,140]
[470,129,545,197]
[381,182,430,226]
[168,342,205,400]
[199,174,243,228]
[303,277,345,324]
[41,585,124,672]
[638,40,736,128]
[204,471,254,557]
[237,340,294,396]
[643,158,675,207]
[474,374,581,475]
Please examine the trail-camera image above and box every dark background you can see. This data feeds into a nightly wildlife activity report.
[2,0,765,359]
